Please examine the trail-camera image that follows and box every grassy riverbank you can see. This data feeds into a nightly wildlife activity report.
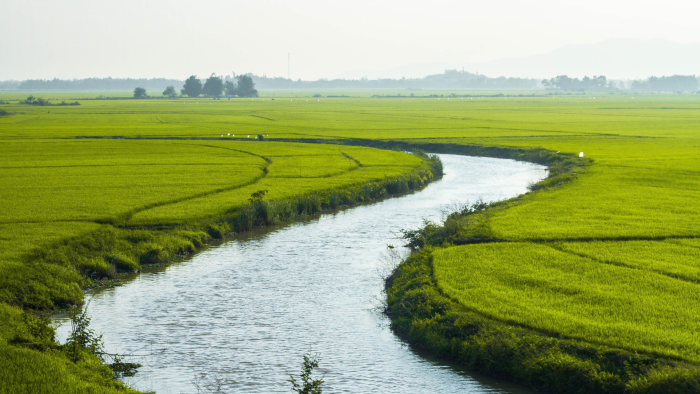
[2,92,700,392]
[0,96,441,393]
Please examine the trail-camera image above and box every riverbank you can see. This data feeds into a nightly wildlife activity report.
[386,248,700,394]
[4,93,700,393]
[384,143,700,393]
[0,149,441,394]
[51,153,547,393]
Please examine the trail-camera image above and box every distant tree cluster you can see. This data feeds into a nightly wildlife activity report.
[133,87,147,98]
[20,96,80,106]
[542,75,609,91]
[631,75,698,92]
[542,74,699,92]
[179,74,257,98]
[162,85,177,98]
[0,80,20,89]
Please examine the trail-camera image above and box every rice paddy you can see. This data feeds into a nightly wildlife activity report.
[2,91,700,392]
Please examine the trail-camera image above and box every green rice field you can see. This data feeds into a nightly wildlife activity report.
[2,91,700,392]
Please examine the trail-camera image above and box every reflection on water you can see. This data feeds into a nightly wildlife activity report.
[55,155,546,394]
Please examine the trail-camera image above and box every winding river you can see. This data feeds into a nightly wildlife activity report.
[55,154,547,393]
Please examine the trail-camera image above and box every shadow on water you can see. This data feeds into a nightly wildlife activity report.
[54,154,546,394]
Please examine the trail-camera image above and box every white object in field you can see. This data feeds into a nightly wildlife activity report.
[221,135,223,137]
[232,135,235,137]
[247,135,250,138]
[227,133,230,135]
[579,152,584,157]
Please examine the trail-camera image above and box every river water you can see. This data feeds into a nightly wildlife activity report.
[55,154,547,394]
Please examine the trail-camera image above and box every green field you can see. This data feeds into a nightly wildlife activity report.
[0,94,439,393]
[2,91,700,392]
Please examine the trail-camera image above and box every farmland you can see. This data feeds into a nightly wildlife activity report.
[1,91,700,392]
[0,94,441,394]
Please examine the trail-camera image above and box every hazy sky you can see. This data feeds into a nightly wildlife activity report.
[2,0,699,80]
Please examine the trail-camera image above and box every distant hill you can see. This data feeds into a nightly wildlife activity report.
[336,38,700,80]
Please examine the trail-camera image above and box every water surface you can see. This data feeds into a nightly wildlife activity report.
[56,154,547,393]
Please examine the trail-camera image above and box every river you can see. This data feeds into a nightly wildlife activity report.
[55,154,547,393]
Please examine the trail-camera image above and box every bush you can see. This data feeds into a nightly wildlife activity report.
[205,223,230,239]
[137,243,169,265]
[104,253,139,272]
[77,258,116,279]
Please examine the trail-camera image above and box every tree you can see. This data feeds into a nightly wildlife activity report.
[162,85,177,97]
[181,75,202,97]
[288,353,324,394]
[224,80,236,96]
[202,74,224,97]
[236,75,258,97]
[133,87,147,98]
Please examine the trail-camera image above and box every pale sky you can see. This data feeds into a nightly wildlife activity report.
[2,0,699,80]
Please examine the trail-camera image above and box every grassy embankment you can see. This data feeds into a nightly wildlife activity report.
[353,96,700,393]
[2,92,700,392]
[0,96,440,393]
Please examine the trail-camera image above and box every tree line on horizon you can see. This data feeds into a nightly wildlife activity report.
[542,74,699,92]
[135,74,258,99]
[3,72,699,92]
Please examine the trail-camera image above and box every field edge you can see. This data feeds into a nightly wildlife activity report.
[1,148,442,394]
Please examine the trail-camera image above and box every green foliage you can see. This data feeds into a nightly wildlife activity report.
[65,304,104,363]
[386,249,700,394]
[162,85,177,97]
[3,92,700,391]
[236,75,257,97]
[21,96,51,106]
[182,75,202,97]
[224,80,236,96]
[248,189,269,204]
[104,253,139,273]
[133,87,146,98]
[433,242,700,363]
[202,74,224,97]
[288,353,324,394]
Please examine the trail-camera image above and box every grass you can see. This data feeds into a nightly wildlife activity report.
[2,90,700,392]
[433,242,700,363]
[0,93,438,393]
